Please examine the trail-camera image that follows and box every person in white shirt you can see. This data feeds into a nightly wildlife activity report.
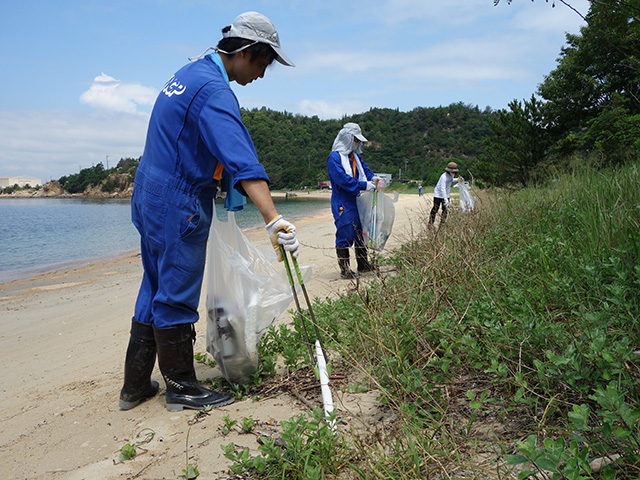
[428,162,463,228]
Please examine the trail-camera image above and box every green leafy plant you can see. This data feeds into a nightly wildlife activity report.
[118,443,136,462]
[221,415,237,436]
[222,408,349,478]
[240,416,255,433]
[194,351,216,368]
[182,463,199,480]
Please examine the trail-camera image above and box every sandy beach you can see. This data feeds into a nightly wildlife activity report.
[0,190,430,480]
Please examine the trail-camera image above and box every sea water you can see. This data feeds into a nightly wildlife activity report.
[0,196,329,283]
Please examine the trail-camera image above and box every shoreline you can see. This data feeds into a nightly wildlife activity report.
[0,190,429,480]
[0,247,141,286]
[0,191,333,286]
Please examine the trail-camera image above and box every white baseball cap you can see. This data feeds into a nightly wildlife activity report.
[344,122,368,143]
[225,11,294,67]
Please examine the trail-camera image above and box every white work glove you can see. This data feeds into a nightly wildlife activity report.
[265,215,299,262]
[365,181,375,192]
[372,175,381,184]
[444,198,450,208]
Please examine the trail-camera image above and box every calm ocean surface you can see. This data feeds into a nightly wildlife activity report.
[0,196,330,284]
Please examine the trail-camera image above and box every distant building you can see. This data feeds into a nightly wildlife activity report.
[375,173,392,185]
[0,175,42,188]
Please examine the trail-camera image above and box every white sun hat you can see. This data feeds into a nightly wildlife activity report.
[225,11,295,67]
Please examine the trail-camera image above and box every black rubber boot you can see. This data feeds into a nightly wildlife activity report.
[154,323,234,411]
[119,319,159,410]
[336,247,356,279]
[355,245,375,273]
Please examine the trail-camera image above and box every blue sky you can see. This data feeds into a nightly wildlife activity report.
[0,0,589,182]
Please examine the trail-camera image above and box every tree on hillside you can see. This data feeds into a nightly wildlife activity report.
[583,96,640,165]
[58,163,110,193]
[538,0,640,165]
[480,96,551,187]
[491,0,640,171]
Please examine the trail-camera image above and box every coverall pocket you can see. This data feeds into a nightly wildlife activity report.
[180,203,201,239]
[132,189,167,251]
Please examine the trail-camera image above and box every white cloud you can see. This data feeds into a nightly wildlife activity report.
[0,109,149,181]
[79,73,157,113]
[296,99,370,119]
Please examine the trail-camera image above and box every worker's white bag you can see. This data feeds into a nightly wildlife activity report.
[205,208,310,383]
[357,188,399,251]
[454,181,477,212]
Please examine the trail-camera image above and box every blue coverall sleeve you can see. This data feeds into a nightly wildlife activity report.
[327,151,367,194]
[198,89,268,195]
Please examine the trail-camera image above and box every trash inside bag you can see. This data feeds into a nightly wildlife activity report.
[454,181,477,212]
[205,208,311,383]
[357,188,399,251]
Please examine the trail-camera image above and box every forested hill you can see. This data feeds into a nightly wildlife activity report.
[45,102,493,196]
[242,103,493,189]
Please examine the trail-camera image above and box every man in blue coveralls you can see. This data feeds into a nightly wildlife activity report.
[119,12,300,412]
[327,123,378,279]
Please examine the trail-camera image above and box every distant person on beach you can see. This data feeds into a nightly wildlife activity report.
[418,184,423,196]
[119,12,299,412]
[327,123,378,279]
[428,161,463,228]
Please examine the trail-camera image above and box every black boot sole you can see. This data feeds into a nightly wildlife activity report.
[119,381,160,410]
[166,392,235,411]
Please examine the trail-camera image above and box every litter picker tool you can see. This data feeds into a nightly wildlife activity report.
[280,247,328,362]
[281,247,315,365]
[280,247,335,430]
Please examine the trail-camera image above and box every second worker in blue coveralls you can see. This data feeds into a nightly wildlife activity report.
[119,12,300,412]
[327,123,378,279]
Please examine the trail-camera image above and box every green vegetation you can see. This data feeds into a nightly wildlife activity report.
[222,408,350,479]
[44,103,492,195]
[57,157,139,194]
[118,443,137,462]
[0,183,40,194]
[482,0,640,186]
[213,159,639,479]
[241,103,493,190]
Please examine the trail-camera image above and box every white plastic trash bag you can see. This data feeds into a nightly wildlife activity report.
[454,181,477,212]
[205,208,311,383]
[357,188,399,251]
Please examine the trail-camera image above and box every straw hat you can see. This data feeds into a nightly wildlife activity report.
[445,162,459,173]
